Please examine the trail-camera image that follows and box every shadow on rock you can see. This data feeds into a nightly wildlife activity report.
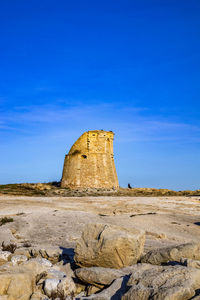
[59,247,75,266]
[194,222,200,226]
[110,275,131,300]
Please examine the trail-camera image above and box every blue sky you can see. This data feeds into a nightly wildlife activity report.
[0,0,200,190]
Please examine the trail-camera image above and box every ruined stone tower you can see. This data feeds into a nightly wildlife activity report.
[61,130,119,189]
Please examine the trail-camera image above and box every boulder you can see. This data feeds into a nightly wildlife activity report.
[0,270,34,300]
[43,278,60,298]
[141,242,200,265]
[0,256,55,299]
[122,265,200,300]
[75,267,128,286]
[74,223,145,268]
[42,263,75,298]
[43,276,76,298]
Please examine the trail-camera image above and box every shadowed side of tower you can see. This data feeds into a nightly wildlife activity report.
[61,130,119,189]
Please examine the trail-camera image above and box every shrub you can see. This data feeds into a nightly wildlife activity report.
[0,217,14,226]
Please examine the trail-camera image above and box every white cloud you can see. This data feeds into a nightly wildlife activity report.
[1,102,200,144]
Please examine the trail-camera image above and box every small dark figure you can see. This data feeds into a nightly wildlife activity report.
[128,183,132,189]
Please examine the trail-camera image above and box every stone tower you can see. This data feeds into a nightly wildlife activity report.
[61,130,119,189]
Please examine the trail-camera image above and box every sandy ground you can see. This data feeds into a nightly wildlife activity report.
[0,195,200,254]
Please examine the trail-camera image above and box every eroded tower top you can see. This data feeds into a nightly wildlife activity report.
[61,130,119,189]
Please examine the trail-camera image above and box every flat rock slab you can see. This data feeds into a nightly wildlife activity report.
[75,267,126,286]
[141,242,200,265]
[123,265,200,300]
[75,264,151,287]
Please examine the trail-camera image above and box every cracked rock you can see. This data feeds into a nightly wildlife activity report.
[74,223,145,268]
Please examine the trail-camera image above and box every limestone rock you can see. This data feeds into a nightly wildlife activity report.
[46,268,66,279]
[30,292,49,300]
[86,285,101,296]
[29,246,68,263]
[77,276,129,300]
[0,270,34,300]
[0,250,11,265]
[75,264,155,288]
[0,256,56,299]
[75,267,127,286]
[146,231,166,239]
[57,277,76,297]
[11,255,28,265]
[0,296,8,300]
[22,258,52,276]
[75,283,87,295]
[122,263,158,275]
[0,228,17,245]
[64,262,75,278]
[14,248,31,259]
[25,257,52,267]
[122,284,152,300]
[181,258,200,269]
[123,265,200,300]
[43,278,60,298]
[141,242,200,265]
[53,262,75,280]
[76,292,86,299]
[74,223,145,268]
[39,247,62,263]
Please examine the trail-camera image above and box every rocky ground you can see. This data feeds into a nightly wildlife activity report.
[0,194,200,299]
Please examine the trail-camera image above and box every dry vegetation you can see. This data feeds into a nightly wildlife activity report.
[0,182,199,197]
[0,216,14,226]
[1,242,17,253]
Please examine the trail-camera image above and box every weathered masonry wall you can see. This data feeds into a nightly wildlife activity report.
[61,130,119,189]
